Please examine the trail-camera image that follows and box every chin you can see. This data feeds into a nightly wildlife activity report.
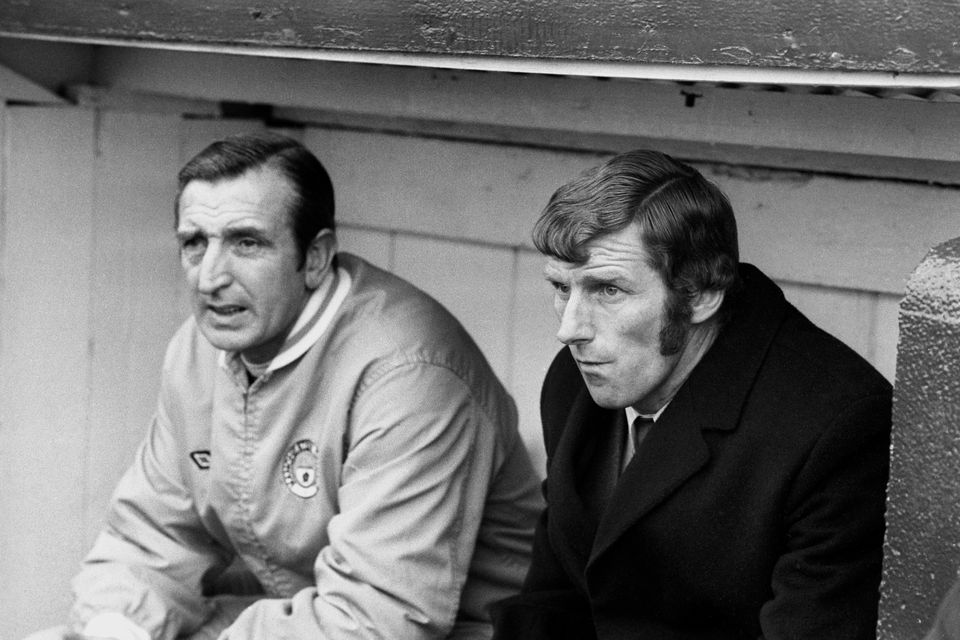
[198,327,250,353]
[585,387,630,410]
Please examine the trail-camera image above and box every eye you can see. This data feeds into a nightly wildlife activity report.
[180,235,202,249]
[234,236,262,254]
[550,281,570,297]
[602,285,621,297]
[179,235,207,263]
[595,283,627,302]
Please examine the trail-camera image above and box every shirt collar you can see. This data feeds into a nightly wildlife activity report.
[622,402,669,471]
[626,402,668,425]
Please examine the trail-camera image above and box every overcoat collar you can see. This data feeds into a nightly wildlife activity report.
[548,264,789,568]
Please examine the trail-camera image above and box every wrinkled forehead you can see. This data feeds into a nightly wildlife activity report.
[178,167,295,228]
[547,225,650,268]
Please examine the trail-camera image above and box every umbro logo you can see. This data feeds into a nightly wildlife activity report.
[190,450,211,470]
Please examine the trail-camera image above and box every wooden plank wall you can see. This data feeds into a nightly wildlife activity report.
[1,106,97,632]
[0,96,956,637]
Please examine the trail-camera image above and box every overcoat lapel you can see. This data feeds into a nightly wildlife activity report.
[589,397,710,562]
[547,390,625,580]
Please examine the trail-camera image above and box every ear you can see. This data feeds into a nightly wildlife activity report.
[304,229,337,290]
[689,288,725,325]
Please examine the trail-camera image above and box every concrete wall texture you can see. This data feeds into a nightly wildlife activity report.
[882,237,960,639]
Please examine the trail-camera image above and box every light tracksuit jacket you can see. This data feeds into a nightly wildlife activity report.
[71,253,543,640]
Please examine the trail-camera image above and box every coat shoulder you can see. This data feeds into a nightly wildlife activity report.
[772,308,892,404]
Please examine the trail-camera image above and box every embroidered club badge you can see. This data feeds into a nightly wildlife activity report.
[282,439,319,498]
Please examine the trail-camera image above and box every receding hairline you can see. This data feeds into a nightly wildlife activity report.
[174,162,300,226]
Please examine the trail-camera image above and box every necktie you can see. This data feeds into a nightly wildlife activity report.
[632,415,655,453]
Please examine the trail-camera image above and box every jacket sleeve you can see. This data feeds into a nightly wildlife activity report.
[759,389,892,639]
[70,391,233,639]
[220,361,532,640]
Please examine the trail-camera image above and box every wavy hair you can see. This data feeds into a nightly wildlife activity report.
[533,150,741,353]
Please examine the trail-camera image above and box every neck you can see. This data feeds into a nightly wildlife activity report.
[240,352,271,379]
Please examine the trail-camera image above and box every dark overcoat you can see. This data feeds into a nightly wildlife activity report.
[493,264,892,640]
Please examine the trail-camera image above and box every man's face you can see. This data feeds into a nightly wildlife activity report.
[544,224,685,413]
[177,166,311,363]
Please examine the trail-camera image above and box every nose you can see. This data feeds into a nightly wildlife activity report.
[196,240,233,294]
[556,292,594,345]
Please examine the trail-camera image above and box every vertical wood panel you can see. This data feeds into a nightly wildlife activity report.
[393,235,515,384]
[83,111,185,548]
[874,293,901,383]
[511,250,558,476]
[0,106,96,637]
[337,225,394,271]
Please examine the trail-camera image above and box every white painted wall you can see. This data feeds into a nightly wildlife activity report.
[2,46,959,637]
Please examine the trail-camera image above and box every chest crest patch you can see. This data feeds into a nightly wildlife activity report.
[282,439,320,498]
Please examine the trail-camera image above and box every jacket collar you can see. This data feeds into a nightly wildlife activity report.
[220,261,352,378]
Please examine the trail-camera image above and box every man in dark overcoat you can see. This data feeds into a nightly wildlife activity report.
[492,149,892,639]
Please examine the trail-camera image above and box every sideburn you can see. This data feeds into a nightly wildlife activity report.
[658,291,693,356]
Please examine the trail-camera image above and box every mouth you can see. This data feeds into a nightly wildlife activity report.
[205,303,247,318]
[575,358,610,369]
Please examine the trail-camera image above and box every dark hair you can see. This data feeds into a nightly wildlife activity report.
[533,149,741,345]
[175,132,335,267]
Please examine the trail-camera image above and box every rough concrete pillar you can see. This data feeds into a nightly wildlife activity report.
[880,237,960,639]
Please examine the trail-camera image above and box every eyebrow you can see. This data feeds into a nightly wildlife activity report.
[223,226,270,242]
[544,264,628,283]
[175,223,270,242]
[579,273,632,289]
[175,228,203,243]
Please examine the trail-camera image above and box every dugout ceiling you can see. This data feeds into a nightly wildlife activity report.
[1,0,960,84]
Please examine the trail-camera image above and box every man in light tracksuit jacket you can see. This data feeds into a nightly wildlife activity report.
[26,132,542,640]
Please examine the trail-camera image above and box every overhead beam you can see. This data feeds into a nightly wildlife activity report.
[90,48,960,184]
[0,62,64,103]
[2,0,960,82]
